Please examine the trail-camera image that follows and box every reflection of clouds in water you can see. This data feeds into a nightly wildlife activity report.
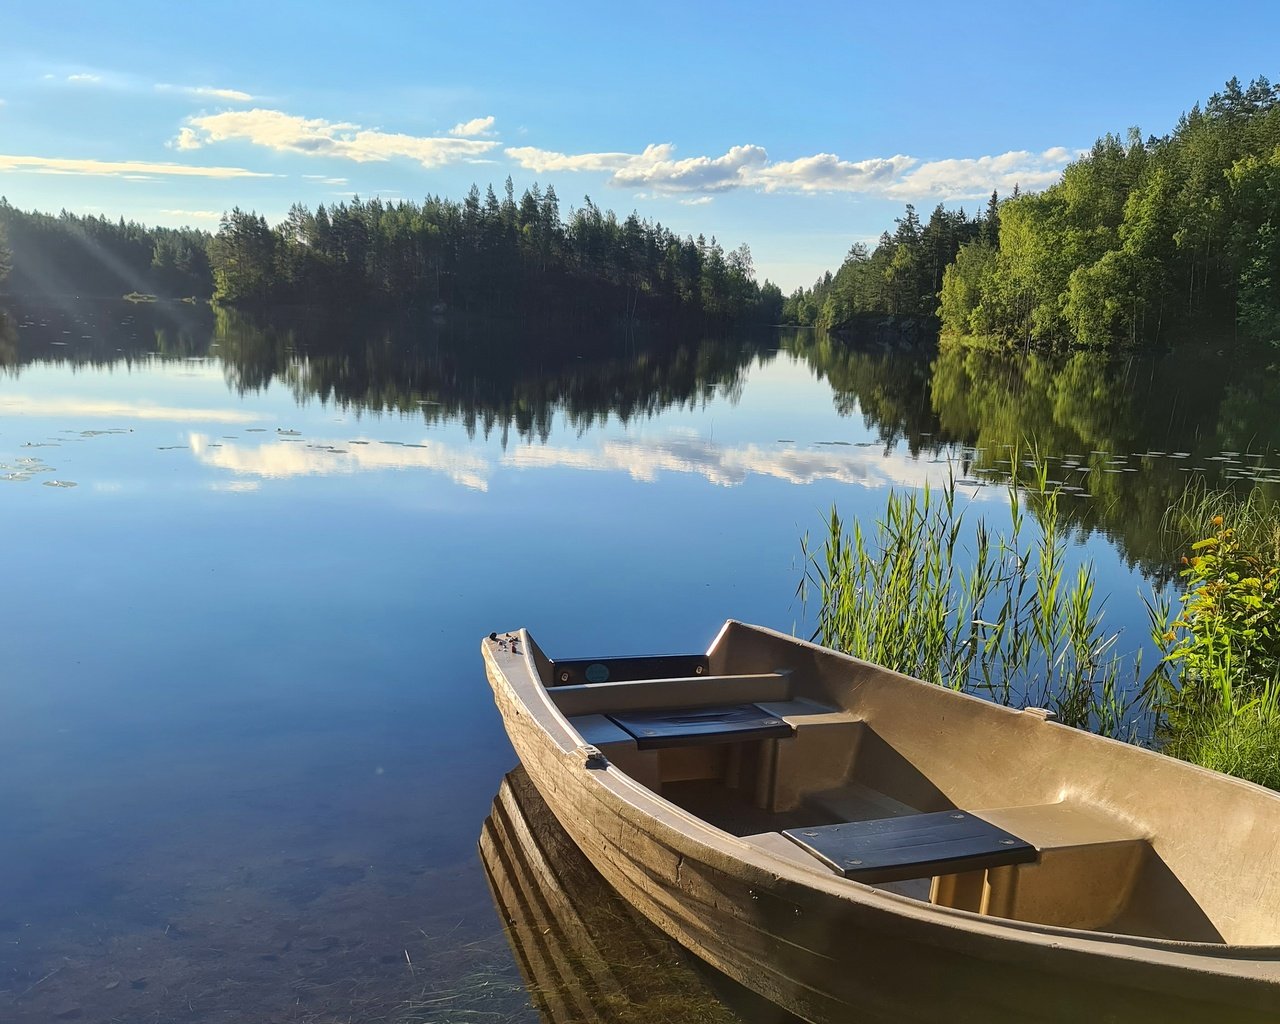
[0,396,263,424]
[189,434,490,491]
[191,429,985,496]
[504,436,978,492]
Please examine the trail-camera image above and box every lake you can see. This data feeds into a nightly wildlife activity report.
[1,298,1277,1022]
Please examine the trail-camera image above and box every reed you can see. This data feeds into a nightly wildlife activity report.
[1161,481,1280,565]
[798,451,1139,736]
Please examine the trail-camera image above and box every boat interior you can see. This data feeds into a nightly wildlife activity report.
[530,622,1280,948]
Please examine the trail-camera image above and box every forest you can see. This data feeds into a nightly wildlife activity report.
[0,185,782,326]
[784,76,1280,350]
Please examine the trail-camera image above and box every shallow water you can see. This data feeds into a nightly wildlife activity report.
[1,299,1276,1022]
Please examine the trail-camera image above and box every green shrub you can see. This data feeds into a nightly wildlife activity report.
[1154,518,1280,715]
[1149,492,1280,788]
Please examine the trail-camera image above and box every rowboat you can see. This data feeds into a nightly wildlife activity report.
[481,621,1280,1023]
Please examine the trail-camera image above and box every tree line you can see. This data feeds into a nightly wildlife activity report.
[0,185,783,326]
[208,182,781,323]
[782,196,997,329]
[0,217,10,286]
[0,198,211,299]
[787,76,1280,350]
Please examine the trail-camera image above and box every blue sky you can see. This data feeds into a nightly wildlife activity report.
[1,0,1277,291]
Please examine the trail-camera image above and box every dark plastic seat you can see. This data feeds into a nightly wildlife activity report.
[782,810,1035,883]
[607,703,794,749]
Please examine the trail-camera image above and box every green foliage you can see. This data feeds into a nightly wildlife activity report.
[783,202,992,329]
[1157,519,1280,711]
[207,208,278,304]
[939,242,997,335]
[0,200,211,298]
[206,189,767,322]
[1147,489,1280,787]
[0,207,11,286]
[1227,147,1280,342]
[946,77,1280,349]
[798,458,1137,734]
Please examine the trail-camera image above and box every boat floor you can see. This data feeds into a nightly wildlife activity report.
[662,779,932,901]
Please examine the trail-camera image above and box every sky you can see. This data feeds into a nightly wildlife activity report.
[1,0,1277,292]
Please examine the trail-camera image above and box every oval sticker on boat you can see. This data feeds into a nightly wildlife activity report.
[585,663,610,683]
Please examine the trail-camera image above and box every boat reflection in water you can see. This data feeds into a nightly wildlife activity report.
[479,768,804,1024]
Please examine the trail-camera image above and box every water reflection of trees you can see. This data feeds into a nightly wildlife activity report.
[787,330,1280,572]
[780,329,950,455]
[7,298,1277,573]
[0,298,214,376]
[209,307,769,445]
[0,299,770,446]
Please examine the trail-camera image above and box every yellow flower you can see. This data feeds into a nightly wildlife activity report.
[1212,515,1224,526]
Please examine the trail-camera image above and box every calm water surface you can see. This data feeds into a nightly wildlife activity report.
[1,300,1276,1022]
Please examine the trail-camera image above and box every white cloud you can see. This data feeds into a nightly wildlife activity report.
[190,86,254,102]
[507,141,675,176]
[0,153,272,179]
[157,83,255,102]
[884,149,1070,200]
[449,115,496,137]
[178,108,500,167]
[614,144,768,193]
[506,141,1072,201]
[754,153,917,193]
[679,196,713,206]
[172,127,201,151]
[159,208,222,220]
[67,73,102,84]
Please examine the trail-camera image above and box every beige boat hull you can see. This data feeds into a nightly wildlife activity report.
[483,624,1280,1023]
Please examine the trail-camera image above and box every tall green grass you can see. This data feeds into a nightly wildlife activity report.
[798,454,1139,736]
[1161,481,1280,564]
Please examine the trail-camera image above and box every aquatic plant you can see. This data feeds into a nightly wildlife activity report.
[798,452,1140,736]
[1161,482,1280,566]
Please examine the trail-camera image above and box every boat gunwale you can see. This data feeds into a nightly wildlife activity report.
[483,624,1280,965]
